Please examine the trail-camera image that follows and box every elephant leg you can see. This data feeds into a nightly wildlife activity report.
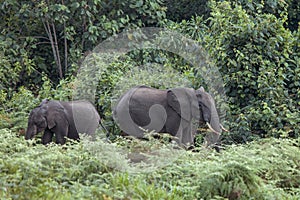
[172,125,192,148]
[166,118,193,148]
[42,129,54,145]
[55,134,66,144]
[165,109,181,137]
[55,132,66,145]
[52,124,68,145]
[181,122,194,147]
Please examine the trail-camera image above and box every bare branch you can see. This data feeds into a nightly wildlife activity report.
[33,42,52,46]
[62,0,68,73]
[52,22,63,79]
[42,18,61,79]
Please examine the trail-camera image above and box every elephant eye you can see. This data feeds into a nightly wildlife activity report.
[36,120,45,126]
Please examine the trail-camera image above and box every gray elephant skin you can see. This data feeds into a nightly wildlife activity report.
[25,99,100,145]
[113,85,223,147]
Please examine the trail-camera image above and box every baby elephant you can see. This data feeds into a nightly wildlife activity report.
[25,99,100,145]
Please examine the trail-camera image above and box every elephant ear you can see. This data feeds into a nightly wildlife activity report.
[167,88,194,121]
[44,102,69,130]
[195,87,211,122]
[40,98,49,106]
[185,88,200,120]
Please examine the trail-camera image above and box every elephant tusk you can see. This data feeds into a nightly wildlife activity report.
[220,124,229,132]
[206,122,221,135]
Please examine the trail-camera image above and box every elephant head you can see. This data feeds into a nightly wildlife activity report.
[167,87,222,147]
[196,87,222,147]
[25,99,69,141]
[25,107,47,140]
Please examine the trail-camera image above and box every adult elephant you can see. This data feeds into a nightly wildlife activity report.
[113,86,225,148]
[25,99,100,145]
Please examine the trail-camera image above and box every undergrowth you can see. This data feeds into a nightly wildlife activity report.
[0,129,299,199]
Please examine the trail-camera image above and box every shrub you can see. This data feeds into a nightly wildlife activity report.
[204,1,300,142]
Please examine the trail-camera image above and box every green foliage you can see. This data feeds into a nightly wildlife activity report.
[0,36,35,94]
[0,76,74,132]
[0,0,167,89]
[203,1,300,141]
[165,0,299,32]
[165,0,210,22]
[3,87,37,132]
[199,162,262,199]
[1,1,299,198]
[1,0,298,144]
[162,0,299,143]
[1,129,300,199]
[232,0,299,32]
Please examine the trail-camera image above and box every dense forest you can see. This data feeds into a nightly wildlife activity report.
[0,0,299,199]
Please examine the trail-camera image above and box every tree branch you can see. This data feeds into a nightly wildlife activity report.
[62,0,68,73]
[42,18,63,79]
[52,22,63,79]
[43,19,59,69]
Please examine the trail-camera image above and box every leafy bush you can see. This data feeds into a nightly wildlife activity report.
[165,0,299,32]
[0,36,35,94]
[203,1,300,142]
[231,0,299,32]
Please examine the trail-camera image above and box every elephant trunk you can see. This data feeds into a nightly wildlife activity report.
[206,106,222,147]
[25,123,37,140]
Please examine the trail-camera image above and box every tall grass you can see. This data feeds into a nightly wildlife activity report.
[0,129,299,199]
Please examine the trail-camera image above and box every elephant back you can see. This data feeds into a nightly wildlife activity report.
[113,86,168,138]
[61,100,100,136]
[129,87,167,127]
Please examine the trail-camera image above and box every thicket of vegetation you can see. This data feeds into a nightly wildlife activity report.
[1,0,299,142]
[1,129,300,199]
[0,0,299,198]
